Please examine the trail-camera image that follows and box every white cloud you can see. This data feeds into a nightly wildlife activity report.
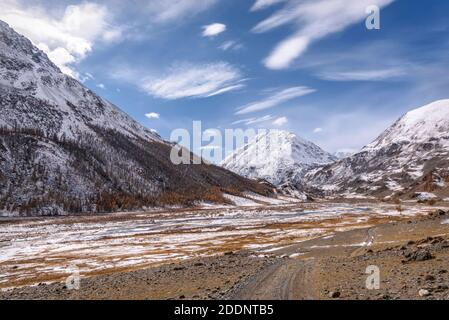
[146,0,218,23]
[141,62,245,100]
[38,45,76,77]
[202,23,226,37]
[0,1,122,78]
[251,0,395,70]
[235,86,316,115]
[251,0,287,11]
[318,68,406,81]
[219,40,243,51]
[84,72,95,80]
[313,127,323,133]
[145,112,160,119]
[97,83,106,89]
[272,116,288,126]
[232,115,274,126]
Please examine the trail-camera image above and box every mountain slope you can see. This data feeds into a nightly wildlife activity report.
[0,20,158,142]
[306,100,449,199]
[221,130,336,194]
[0,21,272,216]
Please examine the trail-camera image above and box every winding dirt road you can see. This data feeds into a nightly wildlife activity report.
[232,259,318,299]
[230,225,395,300]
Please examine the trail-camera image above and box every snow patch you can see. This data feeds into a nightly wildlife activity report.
[414,192,438,201]
[223,194,261,207]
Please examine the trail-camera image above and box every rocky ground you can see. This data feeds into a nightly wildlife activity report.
[230,209,449,300]
[0,252,280,300]
[1,207,448,300]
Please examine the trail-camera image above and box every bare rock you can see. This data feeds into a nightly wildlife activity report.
[329,291,341,299]
[418,289,430,297]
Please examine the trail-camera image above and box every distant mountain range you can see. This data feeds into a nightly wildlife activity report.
[0,20,272,216]
[306,100,449,199]
[224,100,449,201]
[2,19,448,216]
[221,130,336,197]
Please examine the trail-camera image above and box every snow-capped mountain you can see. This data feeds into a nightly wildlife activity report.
[0,20,158,142]
[0,20,271,216]
[306,100,449,199]
[333,150,355,159]
[222,130,336,193]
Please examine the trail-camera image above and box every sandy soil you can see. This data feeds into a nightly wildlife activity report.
[1,204,448,300]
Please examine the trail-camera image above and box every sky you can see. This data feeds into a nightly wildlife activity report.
[1,0,449,160]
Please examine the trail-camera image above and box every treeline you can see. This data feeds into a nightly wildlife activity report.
[0,126,272,216]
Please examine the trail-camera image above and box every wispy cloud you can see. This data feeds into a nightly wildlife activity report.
[146,0,218,23]
[202,23,226,37]
[219,40,243,51]
[145,112,160,119]
[232,115,274,126]
[141,62,245,100]
[251,0,287,11]
[251,0,395,70]
[272,116,288,126]
[235,86,316,115]
[313,127,323,133]
[0,1,122,79]
[319,68,406,81]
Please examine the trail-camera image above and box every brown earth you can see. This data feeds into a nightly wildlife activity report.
[230,209,449,300]
[1,209,449,300]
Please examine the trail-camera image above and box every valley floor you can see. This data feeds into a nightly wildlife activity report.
[1,201,448,300]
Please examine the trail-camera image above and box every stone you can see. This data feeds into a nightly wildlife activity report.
[418,289,430,297]
[329,291,341,298]
[425,275,435,281]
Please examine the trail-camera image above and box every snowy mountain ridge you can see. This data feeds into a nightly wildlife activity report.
[305,99,449,199]
[0,20,272,216]
[364,99,449,151]
[222,130,336,188]
[0,20,159,142]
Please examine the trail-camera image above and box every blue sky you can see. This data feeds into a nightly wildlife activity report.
[2,0,449,158]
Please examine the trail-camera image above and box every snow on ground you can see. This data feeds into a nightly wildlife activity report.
[386,179,404,191]
[222,194,261,206]
[0,202,437,290]
[415,192,438,201]
[243,193,293,205]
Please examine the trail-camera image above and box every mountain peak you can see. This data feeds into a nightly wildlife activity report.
[1,21,273,215]
[306,99,449,199]
[0,19,160,142]
[365,99,449,151]
[222,130,336,186]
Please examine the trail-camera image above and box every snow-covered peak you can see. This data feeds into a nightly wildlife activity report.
[0,19,161,143]
[364,99,449,151]
[222,130,336,186]
[306,99,449,198]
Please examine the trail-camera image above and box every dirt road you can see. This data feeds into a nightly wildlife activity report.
[229,212,449,300]
[2,206,449,300]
